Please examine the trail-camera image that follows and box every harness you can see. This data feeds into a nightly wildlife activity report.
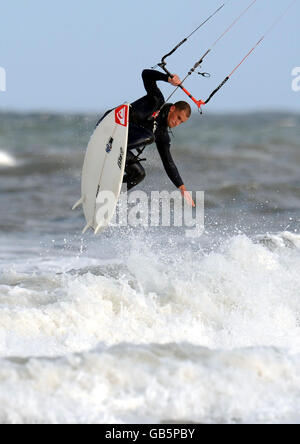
[127,108,163,166]
[127,146,147,166]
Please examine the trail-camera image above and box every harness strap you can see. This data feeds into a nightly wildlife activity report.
[127,146,147,166]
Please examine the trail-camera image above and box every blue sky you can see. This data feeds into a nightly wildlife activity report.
[0,0,299,113]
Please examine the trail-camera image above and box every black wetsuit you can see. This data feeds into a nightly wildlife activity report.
[98,69,184,190]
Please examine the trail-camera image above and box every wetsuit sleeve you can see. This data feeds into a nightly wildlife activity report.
[142,70,169,97]
[155,133,184,188]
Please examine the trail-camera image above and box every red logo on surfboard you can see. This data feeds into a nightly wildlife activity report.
[115,105,128,127]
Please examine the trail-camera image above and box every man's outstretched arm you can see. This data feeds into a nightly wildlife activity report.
[156,137,195,207]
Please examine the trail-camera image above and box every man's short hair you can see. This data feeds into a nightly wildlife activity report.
[174,101,191,117]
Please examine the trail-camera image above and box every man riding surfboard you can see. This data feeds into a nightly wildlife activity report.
[98,69,195,207]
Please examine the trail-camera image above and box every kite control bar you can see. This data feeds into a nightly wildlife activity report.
[158,59,207,110]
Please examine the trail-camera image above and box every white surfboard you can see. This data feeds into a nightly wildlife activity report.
[73,103,129,234]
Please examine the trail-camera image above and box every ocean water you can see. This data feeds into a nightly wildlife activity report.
[0,111,300,424]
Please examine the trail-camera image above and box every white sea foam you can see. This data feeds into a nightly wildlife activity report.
[1,233,300,423]
[0,344,300,424]
[1,234,300,357]
[0,151,16,167]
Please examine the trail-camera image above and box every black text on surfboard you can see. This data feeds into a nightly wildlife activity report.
[118,147,124,170]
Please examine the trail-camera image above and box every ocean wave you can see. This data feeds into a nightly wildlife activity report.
[1,232,300,423]
[0,151,16,167]
[1,233,300,358]
[256,231,300,250]
[0,152,82,177]
[0,343,299,424]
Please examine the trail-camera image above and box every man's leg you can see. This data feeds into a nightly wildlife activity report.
[123,152,146,190]
[123,124,154,190]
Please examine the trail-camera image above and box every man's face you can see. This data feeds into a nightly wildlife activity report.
[167,106,189,128]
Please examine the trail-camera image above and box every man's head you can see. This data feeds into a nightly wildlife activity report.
[167,101,191,128]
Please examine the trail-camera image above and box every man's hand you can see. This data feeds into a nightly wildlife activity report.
[179,185,195,207]
[168,74,181,87]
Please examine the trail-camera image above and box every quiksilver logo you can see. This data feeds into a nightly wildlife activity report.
[117,108,125,125]
[115,105,128,127]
